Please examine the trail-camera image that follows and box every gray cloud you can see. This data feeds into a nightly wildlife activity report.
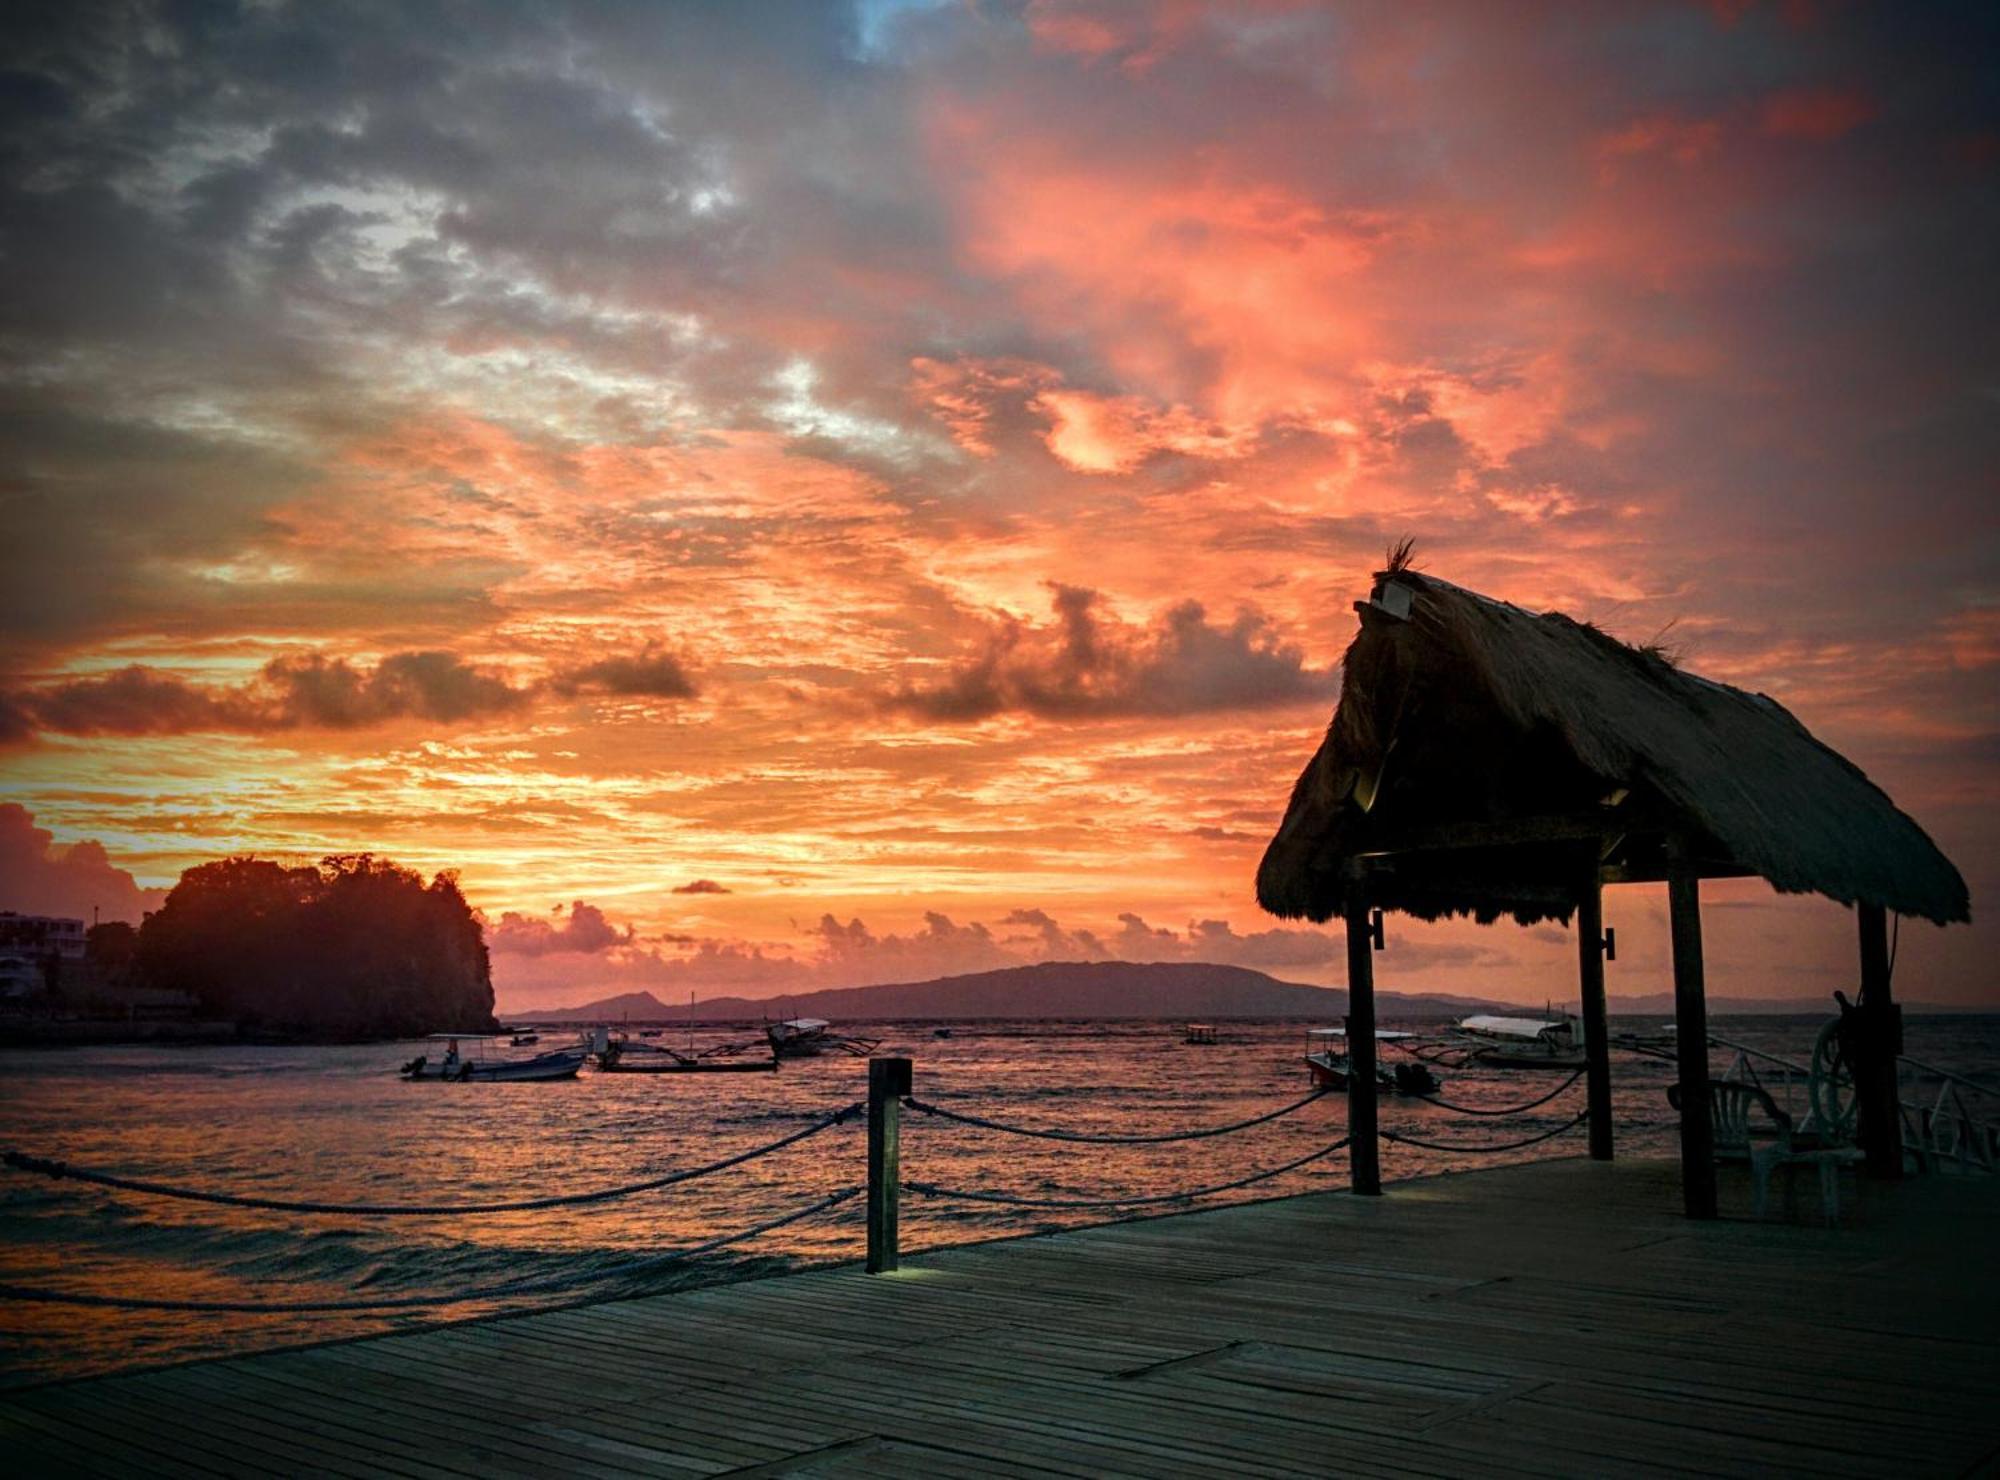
[554,648,698,700]
[883,584,1337,722]
[7,650,531,740]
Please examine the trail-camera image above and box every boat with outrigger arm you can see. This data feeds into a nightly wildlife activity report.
[400,1033,588,1082]
[589,1026,779,1073]
[764,1016,881,1059]
[1449,1012,1585,1070]
[1304,1027,1441,1096]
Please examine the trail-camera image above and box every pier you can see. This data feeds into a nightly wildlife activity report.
[5,1157,1995,1477]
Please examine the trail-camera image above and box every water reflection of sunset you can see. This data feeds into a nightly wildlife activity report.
[1,3,1992,1010]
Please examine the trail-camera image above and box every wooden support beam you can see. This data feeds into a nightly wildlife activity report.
[1856,902,1904,1180]
[1344,895,1382,1197]
[1667,850,1717,1219]
[866,1056,912,1273]
[1576,877,1614,1162]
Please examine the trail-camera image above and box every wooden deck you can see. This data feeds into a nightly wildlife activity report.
[4,1158,1997,1477]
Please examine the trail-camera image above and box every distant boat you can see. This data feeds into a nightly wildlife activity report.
[1184,1023,1218,1045]
[400,1035,585,1082]
[932,1026,954,1039]
[510,1032,540,1047]
[1455,1014,1584,1069]
[1304,1027,1439,1095]
[589,1027,778,1074]
[766,1017,833,1057]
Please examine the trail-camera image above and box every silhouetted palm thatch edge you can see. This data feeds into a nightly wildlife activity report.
[1258,568,1970,929]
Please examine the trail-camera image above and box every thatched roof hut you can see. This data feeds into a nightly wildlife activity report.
[1258,565,1969,930]
[1256,558,1966,1216]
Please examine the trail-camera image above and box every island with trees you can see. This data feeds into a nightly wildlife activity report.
[0,853,497,1043]
[119,853,496,1039]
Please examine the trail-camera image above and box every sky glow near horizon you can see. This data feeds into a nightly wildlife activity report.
[0,1,1994,1010]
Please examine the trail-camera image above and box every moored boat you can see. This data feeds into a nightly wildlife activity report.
[400,1034,586,1082]
[1304,1028,1440,1095]
[590,1027,779,1073]
[765,1017,833,1057]
[1455,1013,1584,1069]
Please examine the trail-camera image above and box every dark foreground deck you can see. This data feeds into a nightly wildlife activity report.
[5,1158,1997,1478]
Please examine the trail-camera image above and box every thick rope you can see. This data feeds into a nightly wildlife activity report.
[1408,1067,1586,1118]
[1381,1111,1589,1155]
[900,1087,1328,1145]
[907,1133,1351,1210]
[0,1187,861,1314]
[1,1102,862,1216]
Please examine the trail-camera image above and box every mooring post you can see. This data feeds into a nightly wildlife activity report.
[1855,901,1903,1180]
[1577,877,1614,1162]
[866,1055,912,1273]
[1344,890,1382,1197]
[1667,843,1717,1219]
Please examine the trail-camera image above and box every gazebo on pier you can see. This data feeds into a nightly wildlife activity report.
[1257,554,1970,1216]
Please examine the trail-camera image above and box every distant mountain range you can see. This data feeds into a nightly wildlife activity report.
[514,960,1503,1024]
[511,960,1980,1024]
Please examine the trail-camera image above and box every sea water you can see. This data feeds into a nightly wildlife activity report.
[2,1014,1994,1387]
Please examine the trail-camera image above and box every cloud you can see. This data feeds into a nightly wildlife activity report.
[6,650,537,742]
[672,878,731,894]
[263,651,530,727]
[0,804,167,923]
[554,647,698,699]
[18,667,260,738]
[883,584,1336,721]
[488,900,636,957]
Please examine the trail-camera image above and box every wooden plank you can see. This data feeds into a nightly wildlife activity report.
[3,1159,1995,1477]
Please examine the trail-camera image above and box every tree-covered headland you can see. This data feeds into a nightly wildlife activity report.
[137,854,496,1038]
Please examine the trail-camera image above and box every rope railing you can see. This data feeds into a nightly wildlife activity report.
[906,1132,1351,1210]
[1408,1067,1586,1118]
[899,1086,1329,1144]
[1381,1111,1590,1155]
[0,1186,862,1314]
[1,1102,862,1217]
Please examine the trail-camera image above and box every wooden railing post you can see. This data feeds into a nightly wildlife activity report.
[867,1056,912,1273]
[1344,890,1382,1197]
[1577,877,1614,1162]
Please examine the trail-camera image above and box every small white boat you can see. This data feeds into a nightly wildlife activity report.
[1455,1014,1584,1069]
[400,1034,586,1082]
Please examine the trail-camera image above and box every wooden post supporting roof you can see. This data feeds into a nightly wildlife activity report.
[1667,845,1717,1219]
[1577,876,1614,1162]
[1344,891,1382,1197]
[1856,902,1903,1180]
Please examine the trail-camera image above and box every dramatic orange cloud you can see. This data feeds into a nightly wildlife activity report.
[1,1,1992,1009]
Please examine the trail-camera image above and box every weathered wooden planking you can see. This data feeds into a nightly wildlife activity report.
[3,1158,1996,1477]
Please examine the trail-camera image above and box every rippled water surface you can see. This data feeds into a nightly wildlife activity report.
[2,1013,1994,1386]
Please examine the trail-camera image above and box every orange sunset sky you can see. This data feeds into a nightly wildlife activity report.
[1,1,1994,1011]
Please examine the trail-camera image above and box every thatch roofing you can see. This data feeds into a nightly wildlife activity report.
[1257,568,1970,928]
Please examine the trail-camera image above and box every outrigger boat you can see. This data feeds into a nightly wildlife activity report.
[764,1017,881,1059]
[1304,1028,1441,1095]
[400,1034,586,1082]
[589,1027,779,1073]
[1454,1013,1584,1069]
